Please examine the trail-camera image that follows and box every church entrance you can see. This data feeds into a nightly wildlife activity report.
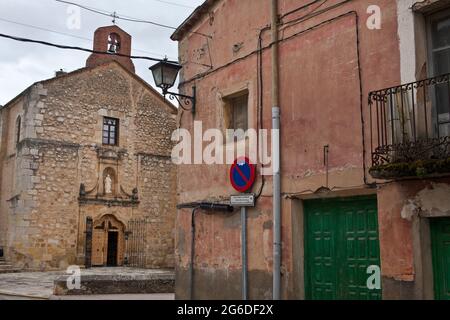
[107,232,118,266]
[91,215,125,267]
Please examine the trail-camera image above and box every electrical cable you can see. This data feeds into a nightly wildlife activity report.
[0,32,179,64]
[179,0,352,85]
[0,17,177,59]
[152,0,196,9]
[56,0,177,30]
[179,2,370,197]
[0,17,93,42]
[55,0,212,38]
[279,0,324,20]
[254,27,269,200]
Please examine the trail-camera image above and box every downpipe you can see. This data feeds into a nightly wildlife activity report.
[271,0,282,301]
[177,202,234,300]
[241,207,248,300]
[189,207,198,300]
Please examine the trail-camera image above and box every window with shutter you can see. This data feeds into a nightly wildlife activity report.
[222,90,249,143]
[428,10,450,136]
[231,95,249,132]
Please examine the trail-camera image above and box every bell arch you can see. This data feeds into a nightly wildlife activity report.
[107,33,121,53]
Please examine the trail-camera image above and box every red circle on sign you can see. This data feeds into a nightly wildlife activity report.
[230,157,256,193]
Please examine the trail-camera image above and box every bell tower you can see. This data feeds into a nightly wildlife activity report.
[86,25,135,73]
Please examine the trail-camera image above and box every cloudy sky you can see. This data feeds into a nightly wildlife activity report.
[0,0,204,105]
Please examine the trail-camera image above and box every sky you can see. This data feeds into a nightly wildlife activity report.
[0,0,204,105]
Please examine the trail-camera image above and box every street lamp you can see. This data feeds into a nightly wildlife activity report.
[150,59,196,114]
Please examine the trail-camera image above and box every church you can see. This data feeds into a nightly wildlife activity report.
[0,25,177,271]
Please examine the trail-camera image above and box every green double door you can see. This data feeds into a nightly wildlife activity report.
[431,218,450,300]
[304,196,382,300]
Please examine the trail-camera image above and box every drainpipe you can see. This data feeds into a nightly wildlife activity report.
[241,206,248,300]
[271,0,282,301]
[189,207,199,300]
[177,202,234,300]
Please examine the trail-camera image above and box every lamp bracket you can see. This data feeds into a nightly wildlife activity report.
[164,86,196,115]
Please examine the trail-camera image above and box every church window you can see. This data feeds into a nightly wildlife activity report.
[15,116,21,146]
[103,117,119,146]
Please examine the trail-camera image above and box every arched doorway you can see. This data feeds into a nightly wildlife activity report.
[91,215,125,267]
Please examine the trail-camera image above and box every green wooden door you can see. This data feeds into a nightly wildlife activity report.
[431,218,450,300]
[304,196,382,300]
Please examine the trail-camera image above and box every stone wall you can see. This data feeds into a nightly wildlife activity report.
[9,139,80,270]
[0,61,177,270]
[139,154,176,268]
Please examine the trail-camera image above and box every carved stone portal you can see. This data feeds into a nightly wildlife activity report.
[91,215,125,267]
[78,148,139,206]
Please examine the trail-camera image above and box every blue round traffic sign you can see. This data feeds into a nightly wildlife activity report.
[230,157,256,193]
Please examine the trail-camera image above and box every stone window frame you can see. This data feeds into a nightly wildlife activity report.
[217,81,255,146]
[224,91,249,134]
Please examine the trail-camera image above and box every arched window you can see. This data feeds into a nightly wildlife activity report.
[107,33,121,54]
[15,116,21,146]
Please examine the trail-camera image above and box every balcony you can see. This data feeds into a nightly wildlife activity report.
[369,73,450,180]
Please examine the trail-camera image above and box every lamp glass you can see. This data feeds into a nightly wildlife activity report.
[150,61,182,91]
[151,66,163,88]
[162,64,181,88]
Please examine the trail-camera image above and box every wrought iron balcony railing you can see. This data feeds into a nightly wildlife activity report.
[369,73,450,179]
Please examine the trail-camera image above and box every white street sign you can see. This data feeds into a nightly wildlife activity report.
[230,194,255,207]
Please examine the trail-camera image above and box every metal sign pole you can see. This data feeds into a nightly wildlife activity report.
[241,206,248,300]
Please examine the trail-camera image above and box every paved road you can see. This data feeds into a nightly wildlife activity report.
[0,293,174,300]
[0,268,175,300]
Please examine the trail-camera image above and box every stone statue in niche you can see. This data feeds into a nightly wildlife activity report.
[105,174,113,195]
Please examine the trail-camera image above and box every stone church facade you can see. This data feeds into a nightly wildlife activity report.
[0,25,177,271]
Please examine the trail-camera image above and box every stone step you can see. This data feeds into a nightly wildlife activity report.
[0,260,22,274]
[0,266,22,274]
[0,264,12,268]
[54,270,175,296]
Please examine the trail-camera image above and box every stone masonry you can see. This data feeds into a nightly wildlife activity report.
[0,25,177,271]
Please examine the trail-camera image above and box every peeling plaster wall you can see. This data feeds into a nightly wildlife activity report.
[415,183,450,217]
[175,0,402,299]
[378,177,450,299]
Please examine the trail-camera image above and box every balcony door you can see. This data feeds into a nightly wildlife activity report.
[428,10,450,137]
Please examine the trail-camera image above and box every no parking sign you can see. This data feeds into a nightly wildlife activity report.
[230,157,256,193]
